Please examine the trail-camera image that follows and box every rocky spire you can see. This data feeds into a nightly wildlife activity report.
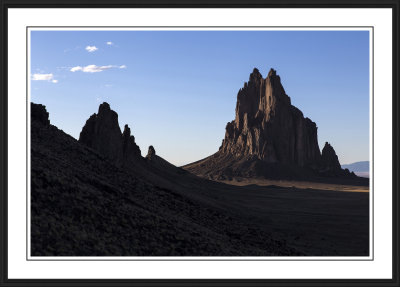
[321,142,341,172]
[122,124,142,163]
[220,68,320,167]
[79,102,141,165]
[146,145,156,160]
[249,67,263,82]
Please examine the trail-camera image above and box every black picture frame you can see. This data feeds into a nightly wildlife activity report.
[1,0,399,286]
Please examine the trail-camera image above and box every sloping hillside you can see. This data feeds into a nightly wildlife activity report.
[31,103,369,256]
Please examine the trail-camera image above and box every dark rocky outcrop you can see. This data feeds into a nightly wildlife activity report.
[146,145,156,160]
[321,142,341,171]
[184,68,356,180]
[145,145,189,178]
[320,142,355,177]
[79,102,141,166]
[122,124,142,164]
[31,103,50,126]
[78,103,191,188]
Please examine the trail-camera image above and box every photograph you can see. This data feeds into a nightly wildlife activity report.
[2,2,399,285]
[29,29,371,257]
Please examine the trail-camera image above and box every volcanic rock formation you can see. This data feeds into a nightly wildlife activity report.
[184,68,353,180]
[221,68,321,167]
[78,103,188,184]
[79,102,141,166]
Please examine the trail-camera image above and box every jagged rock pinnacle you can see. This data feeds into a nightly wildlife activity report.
[146,145,156,160]
[249,68,263,82]
[79,102,141,165]
[321,142,341,171]
[221,67,320,167]
[267,68,277,77]
[123,124,131,137]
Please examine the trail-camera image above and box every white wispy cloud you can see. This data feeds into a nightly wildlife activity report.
[32,73,54,81]
[70,66,82,72]
[85,46,98,52]
[70,64,127,73]
[32,73,58,83]
[106,41,113,45]
[83,65,112,73]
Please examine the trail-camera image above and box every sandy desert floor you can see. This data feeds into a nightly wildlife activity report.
[186,177,370,257]
[217,177,369,193]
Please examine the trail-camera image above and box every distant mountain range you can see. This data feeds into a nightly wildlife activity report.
[341,161,369,178]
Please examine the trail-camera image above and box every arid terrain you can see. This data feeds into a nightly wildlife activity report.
[218,177,369,193]
[31,100,369,257]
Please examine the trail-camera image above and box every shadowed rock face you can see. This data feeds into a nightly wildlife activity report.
[79,102,141,166]
[221,68,321,167]
[321,142,341,170]
[146,145,156,159]
[78,103,190,185]
[31,103,50,126]
[320,142,353,177]
[184,68,355,180]
[122,124,142,163]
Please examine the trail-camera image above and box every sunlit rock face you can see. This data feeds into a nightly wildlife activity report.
[220,68,321,168]
[184,68,354,180]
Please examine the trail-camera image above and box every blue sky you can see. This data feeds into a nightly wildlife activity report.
[30,30,370,166]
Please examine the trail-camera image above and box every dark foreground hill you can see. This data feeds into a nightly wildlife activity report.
[31,102,369,256]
